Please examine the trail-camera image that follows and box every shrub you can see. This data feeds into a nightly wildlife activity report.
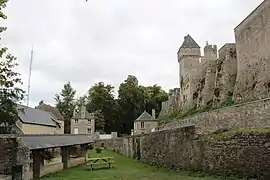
[95,147,104,153]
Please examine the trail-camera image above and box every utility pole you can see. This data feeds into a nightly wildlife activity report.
[27,45,34,107]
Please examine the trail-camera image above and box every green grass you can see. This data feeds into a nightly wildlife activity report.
[210,127,270,141]
[42,151,239,180]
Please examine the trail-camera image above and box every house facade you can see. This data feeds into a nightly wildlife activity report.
[16,105,63,134]
[70,106,95,135]
[133,109,158,135]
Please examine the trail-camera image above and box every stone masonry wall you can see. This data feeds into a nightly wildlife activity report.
[156,97,270,134]
[233,0,270,103]
[213,43,237,106]
[0,136,30,175]
[97,126,270,179]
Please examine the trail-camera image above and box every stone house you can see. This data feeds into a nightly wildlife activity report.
[16,105,63,134]
[70,106,95,135]
[133,109,158,135]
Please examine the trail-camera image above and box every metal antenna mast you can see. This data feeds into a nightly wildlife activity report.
[27,45,34,107]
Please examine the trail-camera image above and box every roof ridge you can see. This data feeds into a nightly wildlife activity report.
[135,110,155,121]
[180,34,200,49]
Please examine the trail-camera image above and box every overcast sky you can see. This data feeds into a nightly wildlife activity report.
[2,0,263,107]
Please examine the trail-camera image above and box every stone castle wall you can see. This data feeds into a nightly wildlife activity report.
[161,0,270,116]
[213,43,237,105]
[97,126,270,179]
[233,0,270,103]
[157,97,270,133]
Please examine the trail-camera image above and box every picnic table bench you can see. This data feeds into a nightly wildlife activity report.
[87,157,114,171]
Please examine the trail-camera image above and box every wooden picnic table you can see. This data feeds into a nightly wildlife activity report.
[87,157,114,171]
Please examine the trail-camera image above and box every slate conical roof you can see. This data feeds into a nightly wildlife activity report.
[180,34,200,49]
[135,110,155,122]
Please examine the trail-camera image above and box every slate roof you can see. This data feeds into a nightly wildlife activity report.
[17,105,57,127]
[135,111,155,122]
[72,108,93,119]
[36,103,64,121]
[20,134,93,150]
[177,34,200,53]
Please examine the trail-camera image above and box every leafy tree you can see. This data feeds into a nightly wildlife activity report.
[86,82,119,133]
[93,109,105,133]
[55,82,76,133]
[0,0,24,133]
[117,76,169,134]
[144,85,168,118]
[118,75,147,134]
[76,95,87,111]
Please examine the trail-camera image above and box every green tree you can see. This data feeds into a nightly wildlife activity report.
[0,0,24,133]
[118,75,147,134]
[144,85,168,118]
[55,82,76,133]
[76,95,87,111]
[86,82,119,133]
[93,109,105,133]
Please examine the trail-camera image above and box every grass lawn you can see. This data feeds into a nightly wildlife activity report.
[42,151,239,180]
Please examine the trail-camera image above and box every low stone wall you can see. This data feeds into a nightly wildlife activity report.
[97,126,270,179]
[0,136,30,175]
[156,98,270,134]
[24,157,87,179]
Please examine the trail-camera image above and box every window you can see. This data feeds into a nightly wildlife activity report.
[74,119,78,125]
[87,128,91,134]
[74,128,78,134]
[88,119,91,125]
[141,122,145,129]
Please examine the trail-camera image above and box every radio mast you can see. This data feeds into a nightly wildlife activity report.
[27,46,34,107]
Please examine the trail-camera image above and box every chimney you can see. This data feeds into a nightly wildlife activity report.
[81,106,86,118]
[152,109,156,119]
[73,108,76,117]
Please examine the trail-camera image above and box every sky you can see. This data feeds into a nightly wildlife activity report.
[1,0,264,107]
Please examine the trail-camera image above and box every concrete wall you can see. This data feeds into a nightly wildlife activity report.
[21,123,57,134]
[157,97,270,134]
[233,0,270,103]
[98,126,270,179]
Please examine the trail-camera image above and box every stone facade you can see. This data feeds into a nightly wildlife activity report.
[213,43,237,106]
[0,136,30,179]
[161,0,270,115]
[97,126,270,179]
[162,38,237,114]
[157,97,270,134]
[133,110,158,135]
[233,0,270,103]
[71,106,95,135]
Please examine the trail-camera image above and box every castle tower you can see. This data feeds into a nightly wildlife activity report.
[177,34,201,109]
[201,42,218,106]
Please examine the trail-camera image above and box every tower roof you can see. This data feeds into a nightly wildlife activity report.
[179,34,200,49]
[135,110,155,122]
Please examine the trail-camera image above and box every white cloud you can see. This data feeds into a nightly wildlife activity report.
[2,0,264,107]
